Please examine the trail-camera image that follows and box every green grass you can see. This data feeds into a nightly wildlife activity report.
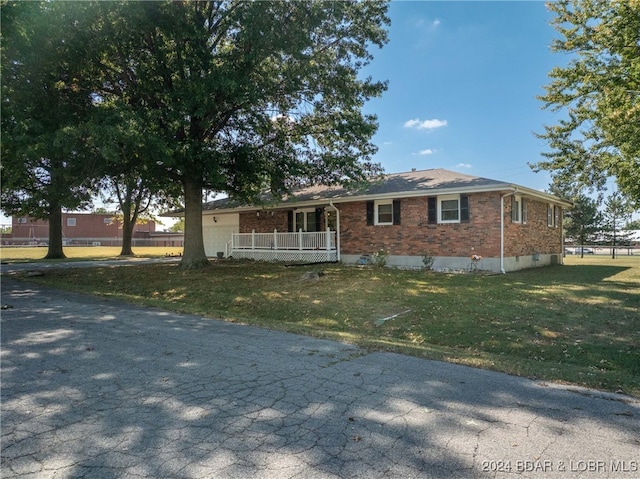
[10,255,640,396]
[0,246,184,262]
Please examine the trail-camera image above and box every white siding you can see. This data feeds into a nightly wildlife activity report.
[202,213,239,258]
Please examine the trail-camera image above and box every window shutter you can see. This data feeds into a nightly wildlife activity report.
[287,210,294,232]
[522,199,527,224]
[393,199,401,225]
[315,208,323,231]
[428,197,437,224]
[511,196,518,222]
[460,195,470,223]
[366,201,374,226]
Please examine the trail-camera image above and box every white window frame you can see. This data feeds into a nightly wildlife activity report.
[438,195,461,224]
[294,208,319,232]
[67,218,76,227]
[374,200,393,225]
[512,195,523,223]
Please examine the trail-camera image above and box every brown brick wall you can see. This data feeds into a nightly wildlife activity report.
[340,193,563,259]
[503,200,563,256]
[236,193,564,260]
[239,211,289,233]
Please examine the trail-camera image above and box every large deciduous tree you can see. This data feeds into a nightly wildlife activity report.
[533,0,640,206]
[92,1,389,269]
[1,1,98,258]
[86,104,176,256]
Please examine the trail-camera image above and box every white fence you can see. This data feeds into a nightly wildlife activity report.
[232,229,336,251]
[229,229,338,263]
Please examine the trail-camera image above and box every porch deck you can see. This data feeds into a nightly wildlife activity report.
[228,230,338,263]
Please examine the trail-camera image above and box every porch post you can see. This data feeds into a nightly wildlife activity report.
[252,230,255,251]
[298,229,303,250]
[273,229,277,250]
[326,227,331,261]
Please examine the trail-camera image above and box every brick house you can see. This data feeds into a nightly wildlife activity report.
[9,213,157,246]
[194,168,571,272]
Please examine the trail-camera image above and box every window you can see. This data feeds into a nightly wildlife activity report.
[67,218,76,227]
[546,204,561,228]
[103,217,112,224]
[428,195,469,224]
[366,200,401,226]
[440,197,460,222]
[376,201,393,225]
[292,209,320,232]
[511,196,522,223]
[17,217,27,224]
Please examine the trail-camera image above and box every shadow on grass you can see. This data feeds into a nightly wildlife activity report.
[1,278,638,478]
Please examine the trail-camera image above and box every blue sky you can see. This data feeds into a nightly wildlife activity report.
[0,2,568,227]
[363,0,565,192]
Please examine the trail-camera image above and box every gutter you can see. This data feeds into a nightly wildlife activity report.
[500,188,518,274]
[328,201,341,261]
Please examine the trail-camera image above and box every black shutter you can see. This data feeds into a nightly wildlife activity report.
[393,199,401,225]
[287,210,294,232]
[428,197,437,224]
[460,195,470,223]
[366,201,374,226]
[315,208,323,231]
[511,196,517,222]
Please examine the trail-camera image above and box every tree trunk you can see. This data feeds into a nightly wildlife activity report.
[120,213,135,256]
[119,194,135,256]
[180,174,209,269]
[45,201,66,259]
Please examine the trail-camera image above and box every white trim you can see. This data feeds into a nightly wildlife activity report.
[374,199,393,225]
[438,194,461,224]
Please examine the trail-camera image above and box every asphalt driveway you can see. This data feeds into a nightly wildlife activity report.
[1,275,638,478]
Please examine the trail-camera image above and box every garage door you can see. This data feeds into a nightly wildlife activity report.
[202,213,239,258]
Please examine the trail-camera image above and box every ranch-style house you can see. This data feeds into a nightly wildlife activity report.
[187,168,572,273]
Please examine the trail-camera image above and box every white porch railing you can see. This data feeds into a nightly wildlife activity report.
[229,229,338,263]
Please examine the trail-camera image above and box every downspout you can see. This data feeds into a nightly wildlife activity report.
[328,201,340,262]
[500,189,517,274]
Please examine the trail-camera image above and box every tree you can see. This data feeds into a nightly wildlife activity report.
[533,0,640,207]
[86,104,176,256]
[1,2,99,259]
[564,193,602,257]
[625,219,640,230]
[90,1,389,268]
[602,192,631,258]
[169,218,185,234]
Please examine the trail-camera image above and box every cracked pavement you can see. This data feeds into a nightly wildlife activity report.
[1,276,638,478]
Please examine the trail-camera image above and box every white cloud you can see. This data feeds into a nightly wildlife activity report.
[456,163,472,169]
[418,149,436,155]
[404,118,448,130]
[432,19,441,28]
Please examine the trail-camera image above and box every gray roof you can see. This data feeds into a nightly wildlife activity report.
[185,168,568,214]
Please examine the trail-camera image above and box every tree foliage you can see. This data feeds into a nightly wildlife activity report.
[1,1,98,258]
[88,0,389,268]
[602,191,632,257]
[563,193,602,255]
[533,0,640,206]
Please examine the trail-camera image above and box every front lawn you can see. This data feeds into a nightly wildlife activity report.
[12,255,640,396]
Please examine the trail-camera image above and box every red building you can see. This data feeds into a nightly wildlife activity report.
[9,213,158,246]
